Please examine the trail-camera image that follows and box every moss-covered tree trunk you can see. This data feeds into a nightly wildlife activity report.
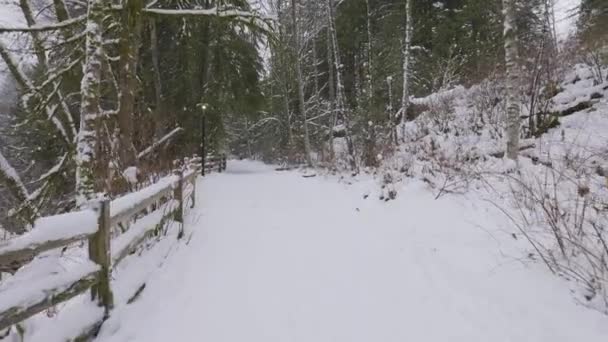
[76,0,108,206]
[117,0,144,168]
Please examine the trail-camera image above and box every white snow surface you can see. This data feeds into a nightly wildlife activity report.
[0,209,97,255]
[555,0,581,41]
[0,259,98,313]
[93,160,608,342]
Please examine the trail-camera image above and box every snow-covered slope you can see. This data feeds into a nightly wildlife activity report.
[383,61,608,312]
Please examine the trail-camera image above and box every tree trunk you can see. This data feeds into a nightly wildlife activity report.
[117,0,144,168]
[290,0,314,167]
[503,0,521,161]
[312,38,320,97]
[326,18,336,161]
[327,0,357,171]
[365,0,374,106]
[52,0,70,22]
[386,76,396,145]
[150,19,165,139]
[76,0,108,206]
[399,0,412,142]
[275,0,294,157]
[18,0,46,66]
[364,0,376,166]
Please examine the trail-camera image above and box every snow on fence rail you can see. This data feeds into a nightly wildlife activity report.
[0,164,199,335]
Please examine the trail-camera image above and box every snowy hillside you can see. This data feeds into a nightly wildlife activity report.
[376,61,608,311]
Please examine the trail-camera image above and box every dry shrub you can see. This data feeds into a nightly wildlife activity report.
[498,159,608,312]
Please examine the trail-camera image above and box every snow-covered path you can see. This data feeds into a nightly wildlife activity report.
[97,160,608,342]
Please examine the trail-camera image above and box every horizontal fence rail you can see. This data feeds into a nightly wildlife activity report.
[0,160,200,337]
[200,153,227,176]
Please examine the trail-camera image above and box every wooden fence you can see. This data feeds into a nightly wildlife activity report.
[201,153,227,176]
[0,162,199,337]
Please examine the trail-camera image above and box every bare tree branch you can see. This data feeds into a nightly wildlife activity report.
[0,15,85,33]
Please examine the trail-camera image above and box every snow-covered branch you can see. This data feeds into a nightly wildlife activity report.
[0,41,33,89]
[35,56,84,91]
[137,127,184,160]
[144,7,276,32]
[0,41,73,144]
[0,151,38,227]
[144,6,274,19]
[0,152,30,204]
[0,15,85,33]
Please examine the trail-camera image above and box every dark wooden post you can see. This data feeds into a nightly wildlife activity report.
[89,199,114,314]
[201,115,206,177]
[190,176,196,209]
[174,170,184,238]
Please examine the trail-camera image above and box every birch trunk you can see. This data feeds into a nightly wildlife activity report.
[290,0,313,167]
[326,0,356,171]
[76,0,107,206]
[386,76,397,145]
[326,18,336,161]
[503,0,520,161]
[399,0,412,142]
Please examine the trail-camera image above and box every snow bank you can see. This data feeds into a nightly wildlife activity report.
[384,61,608,310]
[27,301,104,342]
[0,259,98,314]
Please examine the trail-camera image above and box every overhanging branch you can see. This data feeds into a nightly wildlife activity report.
[143,6,276,32]
[0,15,85,33]
[137,127,184,160]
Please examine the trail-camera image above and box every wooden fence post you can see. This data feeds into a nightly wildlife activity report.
[174,170,184,239]
[190,177,196,209]
[89,199,114,314]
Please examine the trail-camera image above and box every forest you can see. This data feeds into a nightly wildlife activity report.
[1,0,608,321]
